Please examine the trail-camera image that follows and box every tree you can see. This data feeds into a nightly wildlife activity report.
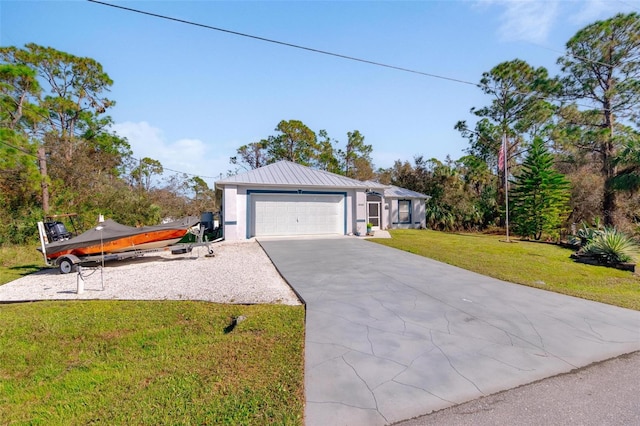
[382,157,426,194]
[267,120,318,166]
[0,63,42,130]
[456,155,499,228]
[230,140,269,170]
[0,63,47,219]
[422,157,489,231]
[456,59,555,172]
[229,122,376,180]
[612,136,640,193]
[611,133,640,231]
[341,130,373,179]
[15,44,115,155]
[351,156,375,181]
[556,12,640,225]
[316,130,341,173]
[0,44,121,215]
[0,129,43,243]
[455,59,556,234]
[379,155,496,231]
[0,44,223,242]
[131,157,164,191]
[510,138,571,240]
[189,176,216,215]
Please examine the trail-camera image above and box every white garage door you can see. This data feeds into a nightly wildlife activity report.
[251,194,344,237]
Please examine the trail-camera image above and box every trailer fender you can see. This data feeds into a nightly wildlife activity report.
[57,254,80,274]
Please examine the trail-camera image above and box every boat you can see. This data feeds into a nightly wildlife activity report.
[38,216,200,261]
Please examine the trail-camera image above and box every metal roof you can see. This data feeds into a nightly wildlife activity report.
[384,185,430,199]
[216,161,387,189]
[362,181,430,199]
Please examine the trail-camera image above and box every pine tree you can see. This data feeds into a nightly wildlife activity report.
[510,138,571,240]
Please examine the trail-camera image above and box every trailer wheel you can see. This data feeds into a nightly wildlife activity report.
[59,258,75,274]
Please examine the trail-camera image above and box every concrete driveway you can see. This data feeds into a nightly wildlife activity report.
[259,237,640,426]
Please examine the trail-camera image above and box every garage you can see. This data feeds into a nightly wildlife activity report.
[251,193,344,237]
[216,161,425,241]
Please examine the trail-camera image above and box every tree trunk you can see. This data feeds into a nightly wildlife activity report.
[602,95,616,226]
[38,145,49,214]
[603,177,616,226]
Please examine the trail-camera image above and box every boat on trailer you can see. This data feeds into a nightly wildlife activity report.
[37,214,222,273]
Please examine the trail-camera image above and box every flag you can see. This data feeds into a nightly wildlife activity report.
[498,139,506,172]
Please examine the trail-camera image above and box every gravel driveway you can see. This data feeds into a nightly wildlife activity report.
[0,241,301,305]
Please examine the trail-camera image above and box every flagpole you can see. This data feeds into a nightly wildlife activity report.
[503,133,510,242]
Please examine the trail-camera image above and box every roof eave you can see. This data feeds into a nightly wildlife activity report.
[216,182,381,190]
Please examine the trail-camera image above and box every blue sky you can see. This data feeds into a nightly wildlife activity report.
[1,0,638,187]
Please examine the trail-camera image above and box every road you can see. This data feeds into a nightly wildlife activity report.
[394,351,640,426]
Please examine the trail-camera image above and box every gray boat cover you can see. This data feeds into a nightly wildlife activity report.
[40,216,200,254]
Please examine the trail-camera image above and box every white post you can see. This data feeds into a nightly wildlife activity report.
[97,225,105,291]
[76,267,84,294]
[37,221,51,266]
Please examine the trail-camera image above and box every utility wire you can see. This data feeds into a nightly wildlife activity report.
[87,0,637,84]
[2,126,221,182]
[85,0,619,109]
[616,0,640,12]
[0,131,221,181]
[126,159,222,180]
[87,0,479,88]
[0,138,38,158]
[8,2,635,177]
[1,81,221,180]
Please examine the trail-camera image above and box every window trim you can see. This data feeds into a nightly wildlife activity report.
[398,199,411,224]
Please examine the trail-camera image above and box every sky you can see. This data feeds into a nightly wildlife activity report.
[1,0,639,188]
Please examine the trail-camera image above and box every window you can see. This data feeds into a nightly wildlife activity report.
[398,200,411,224]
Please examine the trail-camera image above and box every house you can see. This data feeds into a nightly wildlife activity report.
[215,160,429,241]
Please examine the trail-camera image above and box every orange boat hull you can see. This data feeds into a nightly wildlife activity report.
[46,229,188,259]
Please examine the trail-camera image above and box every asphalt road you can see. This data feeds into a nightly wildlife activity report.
[394,351,640,426]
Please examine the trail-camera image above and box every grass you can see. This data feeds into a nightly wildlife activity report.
[3,230,639,423]
[0,244,44,285]
[0,300,305,425]
[371,229,640,311]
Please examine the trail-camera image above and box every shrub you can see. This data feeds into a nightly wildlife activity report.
[582,227,639,264]
[569,220,604,247]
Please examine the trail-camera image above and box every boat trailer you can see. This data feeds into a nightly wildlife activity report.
[37,217,223,274]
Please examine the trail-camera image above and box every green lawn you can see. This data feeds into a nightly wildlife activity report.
[0,301,305,425]
[0,244,43,285]
[1,246,305,424]
[2,230,639,424]
[371,229,640,311]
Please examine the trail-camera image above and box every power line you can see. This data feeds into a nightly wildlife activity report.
[1,80,221,180]
[0,132,221,181]
[85,1,621,110]
[87,0,479,88]
[87,1,637,85]
[616,0,640,12]
[0,134,222,185]
[126,158,221,180]
[8,3,635,179]
[0,138,38,158]
[528,41,617,69]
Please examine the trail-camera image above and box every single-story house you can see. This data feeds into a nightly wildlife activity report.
[215,160,429,241]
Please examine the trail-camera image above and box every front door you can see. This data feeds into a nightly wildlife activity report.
[367,201,381,230]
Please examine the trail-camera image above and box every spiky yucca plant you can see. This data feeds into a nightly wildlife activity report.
[583,228,639,264]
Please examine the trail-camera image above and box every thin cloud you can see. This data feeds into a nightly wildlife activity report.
[568,0,632,25]
[111,121,228,185]
[492,0,560,43]
[479,0,637,44]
